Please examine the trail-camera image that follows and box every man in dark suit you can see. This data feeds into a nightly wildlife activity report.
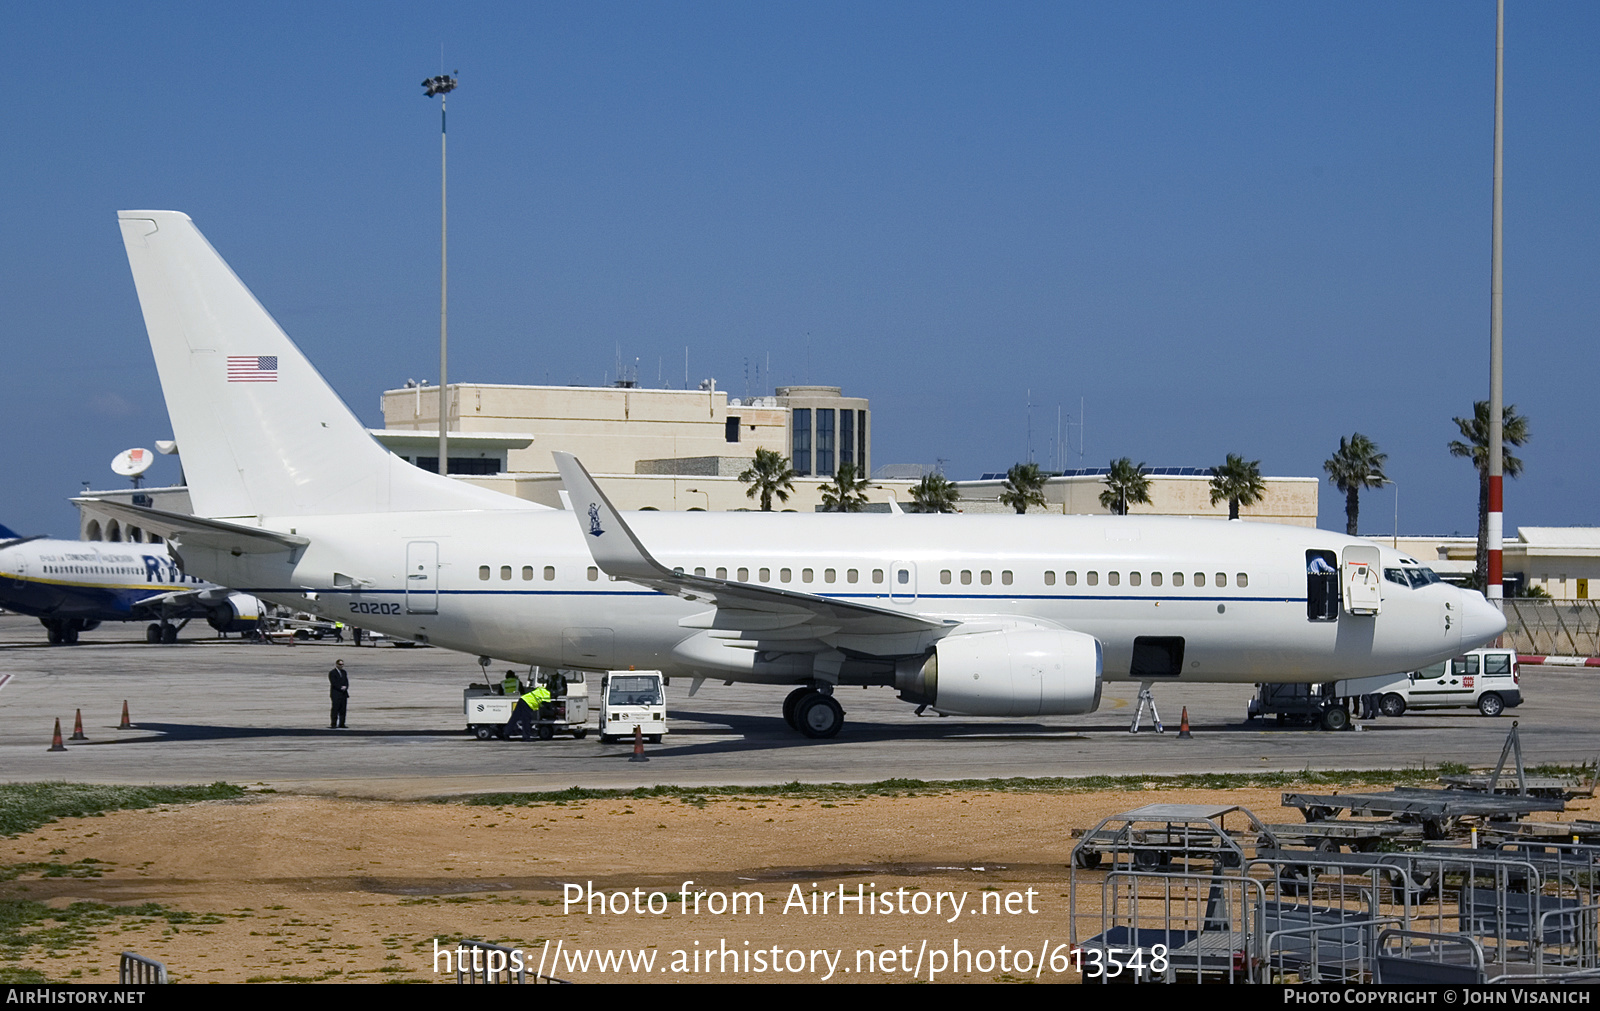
[329,658,350,728]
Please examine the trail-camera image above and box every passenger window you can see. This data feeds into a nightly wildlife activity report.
[981,571,992,585]
[1129,571,1141,586]
[716,567,727,579]
[780,568,792,583]
[1173,572,1184,587]
[1193,573,1205,587]
[1236,573,1247,588]
[961,570,972,585]
[588,567,599,581]
[759,568,771,582]
[1151,571,1163,587]
[802,568,813,583]
[694,567,706,577]
[1087,572,1099,586]
[543,566,556,581]
[1044,571,1056,586]
[847,569,859,583]
[500,566,512,580]
[738,567,749,581]
[522,566,534,580]
[1001,570,1012,585]
[941,570,952,585]
[1065,571,1077,586]
[897,568,910,585]
[1108,571,1120,586]
[824,568,836,583]
[1215,573,1226,587]
[479,566,490,580]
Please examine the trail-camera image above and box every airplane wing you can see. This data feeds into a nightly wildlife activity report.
[552,452,949,639]
[72,500,308,555]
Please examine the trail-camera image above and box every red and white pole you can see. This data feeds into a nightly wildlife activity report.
[1487,0,1504,604]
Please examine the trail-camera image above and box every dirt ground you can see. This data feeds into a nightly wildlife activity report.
[7,786,1594,984]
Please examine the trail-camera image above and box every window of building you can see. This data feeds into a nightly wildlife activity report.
[840,410,855,469]
[479,565,490,580]
[725,416,741,443]
[543,566,556,581]
[816,409,835,477]
[792,409,812,476]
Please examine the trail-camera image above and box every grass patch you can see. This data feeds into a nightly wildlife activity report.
[450,766,1585,807]
[0,783,245,838]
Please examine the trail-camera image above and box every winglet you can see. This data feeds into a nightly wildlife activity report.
[552,453,671,583]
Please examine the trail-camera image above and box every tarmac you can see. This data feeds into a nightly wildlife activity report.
[0,614,1592,798]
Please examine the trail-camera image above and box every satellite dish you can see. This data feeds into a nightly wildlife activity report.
[111,448,154,485]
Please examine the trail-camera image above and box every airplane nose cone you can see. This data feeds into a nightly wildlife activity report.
[1460,589,1508,650]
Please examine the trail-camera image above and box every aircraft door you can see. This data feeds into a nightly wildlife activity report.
[890,561,917,603]
[405,541,439,614]
[1341,545,1382,615]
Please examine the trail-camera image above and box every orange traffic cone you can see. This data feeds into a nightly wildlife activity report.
[629,725,649,763]
[70,709,87,741]
[49,718,67,752]
[119,700,133,730]
[1177,707,1193,740]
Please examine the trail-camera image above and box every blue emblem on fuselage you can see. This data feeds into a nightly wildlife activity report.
[588,503,604,538]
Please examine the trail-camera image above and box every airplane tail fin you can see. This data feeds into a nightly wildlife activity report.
[0,524,20,539]
[117,211,526,520]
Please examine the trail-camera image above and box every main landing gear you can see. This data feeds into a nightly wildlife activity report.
[145,622,179,644]
[782,686,845,739]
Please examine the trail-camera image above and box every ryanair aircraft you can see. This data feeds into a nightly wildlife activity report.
[0,524,261,644]
[89,211,1504,737]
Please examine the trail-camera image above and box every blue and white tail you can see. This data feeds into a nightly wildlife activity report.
[118,211,527,521]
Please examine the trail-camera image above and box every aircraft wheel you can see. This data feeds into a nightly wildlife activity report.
[1320,707,1349,732]
[795,693,844,739]
[62,625,79,644]
[46,623,62,645]
[1379,693,1406,717]
[160,624,178,644]
[146,624,162,644]
[782,686,812,729]
[1478,693,1505,718]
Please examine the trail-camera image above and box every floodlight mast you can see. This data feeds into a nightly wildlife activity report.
[423,72,458,477]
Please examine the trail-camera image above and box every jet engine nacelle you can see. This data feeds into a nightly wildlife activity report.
[894,627,1103,717]
[206,593,263,633]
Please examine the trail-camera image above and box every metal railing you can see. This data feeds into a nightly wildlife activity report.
[119,951,167,984]
[1505,599,1600,656]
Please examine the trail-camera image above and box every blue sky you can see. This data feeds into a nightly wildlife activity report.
[3,2,1594,539]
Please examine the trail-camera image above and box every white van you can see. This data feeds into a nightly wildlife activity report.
[1337,648,1523,718]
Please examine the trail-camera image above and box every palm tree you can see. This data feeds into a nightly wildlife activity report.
[1098,458,1152,515]
[1323,435,1386,536]
[1449,401,1530,590]
[1210,454,1268,521]
[909,473,960,513]
[820,462,870,512]
[999,462,1048,514]
[737,448,795,512]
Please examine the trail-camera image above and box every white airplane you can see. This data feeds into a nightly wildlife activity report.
[0,525,263,644]
[90,210,1505,737]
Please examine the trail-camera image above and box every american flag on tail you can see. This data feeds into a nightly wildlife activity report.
[227,356,278,382]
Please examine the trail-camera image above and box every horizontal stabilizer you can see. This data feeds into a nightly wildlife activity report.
[74,499,307,556]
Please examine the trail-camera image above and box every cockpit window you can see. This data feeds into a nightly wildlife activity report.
[1384,568,1411,587]
[1407,567,1441,588]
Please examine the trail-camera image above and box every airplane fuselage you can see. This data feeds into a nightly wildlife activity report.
[178,508,1492,689]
